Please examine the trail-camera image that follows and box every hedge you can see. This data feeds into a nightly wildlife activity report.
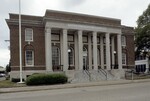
[26,73,68,85]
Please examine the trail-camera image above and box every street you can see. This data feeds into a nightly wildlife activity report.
[0,81,150,101]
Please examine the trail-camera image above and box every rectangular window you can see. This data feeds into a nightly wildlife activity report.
[51,34,60,41]
[68,35,74,42]
[122,53,126,65]
[25,28,33,41]
[121,36,126,46]
[83,36,88,43]
[25,50,34,66]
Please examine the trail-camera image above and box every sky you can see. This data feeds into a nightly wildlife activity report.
[0,0,149,67]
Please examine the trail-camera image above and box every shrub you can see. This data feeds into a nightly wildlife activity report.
[26,73,68,85]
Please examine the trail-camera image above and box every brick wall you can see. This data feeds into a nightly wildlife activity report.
[122,26,135,68]
[9,24,45,71]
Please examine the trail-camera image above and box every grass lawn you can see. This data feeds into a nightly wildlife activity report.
[0,80,26,88]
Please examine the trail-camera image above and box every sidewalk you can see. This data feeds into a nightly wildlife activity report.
[1,79,150,94]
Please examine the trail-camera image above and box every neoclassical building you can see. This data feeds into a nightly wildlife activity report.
[6,10,134,80]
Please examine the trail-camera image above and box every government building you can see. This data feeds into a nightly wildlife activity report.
[6,10,134,82]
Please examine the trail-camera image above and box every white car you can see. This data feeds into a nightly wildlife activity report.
[0,73,5,77]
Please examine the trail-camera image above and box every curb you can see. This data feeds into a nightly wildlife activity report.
[0,79,150,94]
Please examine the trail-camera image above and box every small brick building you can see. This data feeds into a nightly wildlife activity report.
[6,10,134,80]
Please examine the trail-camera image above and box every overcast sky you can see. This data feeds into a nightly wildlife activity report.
[0,0,149,67]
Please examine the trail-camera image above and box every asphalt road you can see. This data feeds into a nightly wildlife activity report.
[0,82,150,101]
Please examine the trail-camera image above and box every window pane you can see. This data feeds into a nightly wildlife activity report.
[25,28,33,41]
[68,48,74,65]
[52,46,60,66]
[122,53,126,65]
[121,36,126,46]
[26,50,34,66]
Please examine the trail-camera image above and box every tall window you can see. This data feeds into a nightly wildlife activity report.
[97,49,100,66]
[104,46,106,64]
[25,28,33,42]
[121,36,126,46]
[25,50,34,66]
[68,47,74,65]
[52,46,60,66]
[83,47,88,70]
[122,53,126,65]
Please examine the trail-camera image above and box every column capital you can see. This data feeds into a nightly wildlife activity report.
[92,31,97,36]
[106,32,110,35]
[62,29,68,34]
[78,30,82,34]
[45,27,51,33]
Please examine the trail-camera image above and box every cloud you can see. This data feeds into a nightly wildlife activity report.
[60,0,86,8]
[0,0,149,67]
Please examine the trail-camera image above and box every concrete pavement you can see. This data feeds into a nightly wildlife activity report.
[1,79,150,94]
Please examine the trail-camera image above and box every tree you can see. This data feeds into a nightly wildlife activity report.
[6,62,11,73]
[135,4,150,57]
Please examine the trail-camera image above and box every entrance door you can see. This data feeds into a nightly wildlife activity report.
[83,47,88,70]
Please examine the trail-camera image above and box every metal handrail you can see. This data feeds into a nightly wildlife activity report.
[98,68,107,80]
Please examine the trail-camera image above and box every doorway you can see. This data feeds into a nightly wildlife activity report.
[83,47,88,70]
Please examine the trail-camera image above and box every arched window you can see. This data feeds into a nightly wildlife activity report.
[52,46,60,66]
[25,50,34,66]
[68,47,74,65]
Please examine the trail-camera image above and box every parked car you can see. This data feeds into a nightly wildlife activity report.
[0,73,6,77]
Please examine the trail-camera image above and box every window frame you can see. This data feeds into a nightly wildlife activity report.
[52,46,60,66]
[121,36,126,46]
[25,28,33,42]
[122,53,126,65]
[25,50,34,66]
[68,47,74,66]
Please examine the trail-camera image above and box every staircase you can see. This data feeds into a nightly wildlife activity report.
[71,69,118,83]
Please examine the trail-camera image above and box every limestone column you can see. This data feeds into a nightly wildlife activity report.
[93,31,98,70]
[62,29,68,71]
[78,30,83,70]
[111,36,115,69]
[105,33,111,70]
[117,34,122,69]
[100,35,104,69]
[74,32,79,70]
[88,33,92,70]
[45,27,52,71]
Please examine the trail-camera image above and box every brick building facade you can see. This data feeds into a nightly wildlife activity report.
[6,10,134,80]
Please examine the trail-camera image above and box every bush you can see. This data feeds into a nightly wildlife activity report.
[11,78,25,82]
[26,73,68,85]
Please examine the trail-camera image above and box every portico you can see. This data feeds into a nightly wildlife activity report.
[45,21,122,71]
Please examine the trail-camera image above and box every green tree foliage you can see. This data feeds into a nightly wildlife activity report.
[135,4,150,56]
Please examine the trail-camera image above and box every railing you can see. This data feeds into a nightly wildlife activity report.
[98,68,107,80]
[125,67,150,80]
